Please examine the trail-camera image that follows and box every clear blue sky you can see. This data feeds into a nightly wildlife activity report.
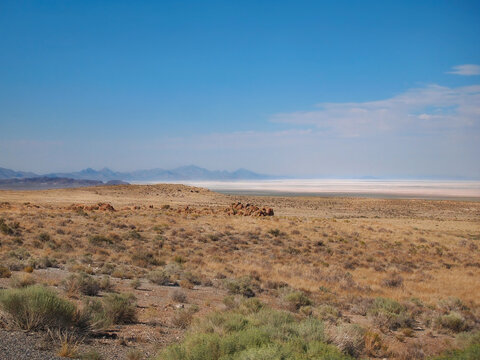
[1,0,479,178]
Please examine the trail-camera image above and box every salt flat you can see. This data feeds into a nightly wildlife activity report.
[138,179,480,199]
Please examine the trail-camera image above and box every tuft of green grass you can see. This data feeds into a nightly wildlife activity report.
[85,293,137,329]
[367,297,413,330]
[158,300,351,360]
[63,273,101,297]
[283,290,312,311]
[0,285,84,331]
[436,312,468,333]
[433,344,480,360]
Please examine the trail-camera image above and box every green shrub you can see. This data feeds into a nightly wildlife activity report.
[433,344,480,360]
[436,312,468,333]
[85,293,137,329]
[223,277,255,298]
[63,273,101,296]
[283,290,312,311]
[0,285,82,331]
[367,297,413,330]
[158,303,351,360]
[148,263,182,285]
[148,269,172,285]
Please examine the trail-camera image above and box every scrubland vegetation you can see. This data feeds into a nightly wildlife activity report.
[0,184,479,359]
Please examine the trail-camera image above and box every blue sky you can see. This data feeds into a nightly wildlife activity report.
[1,0,479,178]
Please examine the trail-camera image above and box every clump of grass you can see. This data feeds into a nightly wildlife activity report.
[381,273,404,288]
[283,290,312,311]
[130,278,141,289]
[0,265,12,278]
[131,250,161,268]
[126,349,144,360]
[0,218,19,236]
[159,302,351,360]
[10,273,36,288]
[85,293,137,329]
[367,297,413,330]
[62,273,101,297]
[328,324,365,357]
[0,285,83,331]
[317,304,342,323]
[171,289,187,303]
[223,276,255,297]
[38,232,51,242]
[433,344,480,360]
[88,235,113,247]
[172,308,195,329]
[436,312,468,333]
[148,269,173,285]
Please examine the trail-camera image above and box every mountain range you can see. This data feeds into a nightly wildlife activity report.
[0,165,272,182]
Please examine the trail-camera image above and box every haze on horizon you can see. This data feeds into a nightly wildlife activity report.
[1,1,479,179]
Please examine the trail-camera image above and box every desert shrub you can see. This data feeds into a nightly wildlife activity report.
[223,277,255,298]
[172,308,195,329]
[456,330,480,348]
[433,344,480,360]
[38,232,51,242]
[0,285,83,331]
[148,263,182,285]
[174,255,186,264]
[99,276,114,292]
[283,290,312,311]
[239,298,264,315]
[63,273,101,297]
[367,297,413,330]
[436,312,468,332]
[268,229,283,237]
[111,266,134,279]
[85,293,137,328]
[130,278,141,289]
[158,304,351,360]
[381,273,404,288]
[439,297,468,313]
[126,349,143,360]
[131,250,161,268]
[88,235,113,247]
[0,218,14,235]
[0,265,12,278]
[317,304,342,323]
[148,269,172,285]
[171,289,187,303]
[328,324,365,357]
[10,273,36,288]
[182,271,202,285]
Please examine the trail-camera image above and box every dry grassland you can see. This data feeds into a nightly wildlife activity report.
[0,184,479,359]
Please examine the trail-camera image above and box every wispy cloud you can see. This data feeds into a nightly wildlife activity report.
[447,64,480,76]
[271,84,480,138]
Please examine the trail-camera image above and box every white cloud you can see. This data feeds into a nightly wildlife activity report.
[271,84,480,137]
[447,64,480,76]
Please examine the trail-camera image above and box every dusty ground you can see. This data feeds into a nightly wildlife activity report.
[0,184,479,359]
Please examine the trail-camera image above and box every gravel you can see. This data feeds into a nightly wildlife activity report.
[0,330,64,360]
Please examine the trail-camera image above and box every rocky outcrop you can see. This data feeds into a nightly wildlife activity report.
[67,202,116,211]
[225,202,274,217]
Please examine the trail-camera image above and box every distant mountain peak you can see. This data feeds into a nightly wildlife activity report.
[0,165,273,182]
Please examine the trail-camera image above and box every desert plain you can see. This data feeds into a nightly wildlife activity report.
[0,184,479,359]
